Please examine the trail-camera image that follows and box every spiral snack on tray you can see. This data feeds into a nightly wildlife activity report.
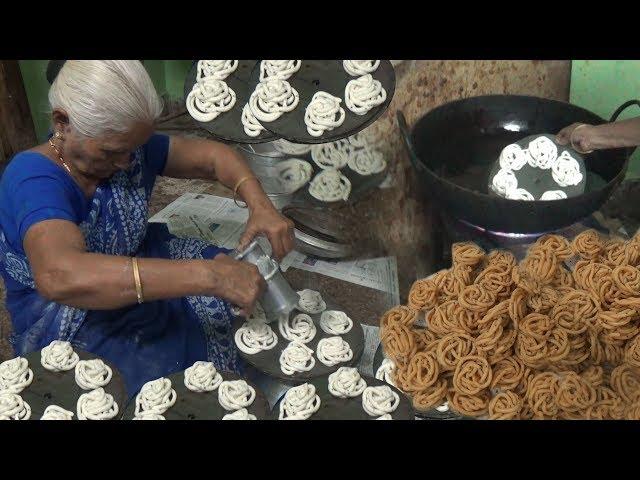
[184,361,223,393]
[222,408,257,421]
[452,242,485,267]
[486,249,517,268]
[304,91,346,137]
[41,405,74,420]
[345,74,387,115]
[434,269,467,300]
[534,234,574,261]
[515,332,548,369]
[74,359,113,390]
[259,60,301,81]
[297,289,326,314]
[135,378,177,416]
[0,357,33,394]
[279,342,316,375]
[487,329,517,365]
[478,300,510,328]
[525,372,560,418]
[381,323,416,363]
[610,364,640,403]
[41,340,80,372]
[362,385,400,416]
[412,378,448,412]
[279,383,321,420]
[413,328,438,353]
[196,60,238,81]
[0,392,31,420]
[319,310,353,335]
[347,147,387,175]
[488,391,523,419]
[474,319,504,354]
[518,313,555,340]
[474,267,513,300]
[77,388,118,420]
[308,168,352,202]
[279,313,317,344]
[376,358,397,387]
[343,60,380,76]
[241,103,266,137]
[249,79,299,123]
[453,355,492,395]
[572,229,604,260]
[459,285,497,314]
[328,367,367,398]
[186,78,236,122]
[447,390,490,417]
[408,278,439,311]
[218,380,256,411]
[550,290,598,335]
[316,336,353,367]
[235,320,279,355]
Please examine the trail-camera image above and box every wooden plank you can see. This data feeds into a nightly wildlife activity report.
[0,60,37,166]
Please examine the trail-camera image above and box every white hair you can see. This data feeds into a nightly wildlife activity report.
[48,60,163,137]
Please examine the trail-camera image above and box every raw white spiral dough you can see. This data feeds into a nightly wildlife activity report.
[345,74,387,115]
[491,168,518,196]
[235,320,278,355]
[197,60,238,81]
[310,141,351,170]
[552,150,583,187]
[499,144,528,171]
[308,169,352,202]
[273,139,312,156]
[375,358,396,387]
[184,361,223,392]
[241,103,265,137]
[75,359,112,390]
[279,313,317,344]
[376,414,392,420]
[41,340,79,372]
[527,136,558,169]
[328,367,367,398]
[277,158,313,193]
[436,402,450,413]
[347,148,387,175]
[316,336,353,367]
[540,190,568,200]
[249,79,299,123]
[133,411,165,420]
[0,392,31,420]
[218,380,256,411]
[77,388,118,420]
[186,78,236,122]
[280,341,316,375]
[319,310,353,335]
[41,405,74,420]
[343,60,380,76]
[305,92,346,137]
[222,408,257,420]
[279,383,321,420]
[135,378,177,416]
[362,385,400,417]
[505,188,535,201]
[0,357,33,394]
[260,60,302,81]
[297,289,327,314]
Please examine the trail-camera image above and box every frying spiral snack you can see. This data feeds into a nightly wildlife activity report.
[488,391,523,419]
[572,229,604,260]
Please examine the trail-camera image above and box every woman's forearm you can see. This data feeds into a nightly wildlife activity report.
[38,252,214,310]
[589,117,640,149]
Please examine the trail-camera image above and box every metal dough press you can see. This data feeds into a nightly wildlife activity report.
[230,237,299,323]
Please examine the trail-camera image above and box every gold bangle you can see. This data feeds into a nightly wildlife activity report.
[233,176,259,209]
[570,124,594,154]
[132,257,144,304]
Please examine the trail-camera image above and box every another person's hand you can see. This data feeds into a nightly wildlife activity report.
[238,204,295,262]
[556,123,596,153]
[207,254,267,317]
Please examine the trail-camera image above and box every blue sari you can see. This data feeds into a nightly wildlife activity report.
[0,135,241,396]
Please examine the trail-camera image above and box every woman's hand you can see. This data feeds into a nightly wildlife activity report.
[238,204,296,262]
[206,254,267,317]
[556,123,596,153]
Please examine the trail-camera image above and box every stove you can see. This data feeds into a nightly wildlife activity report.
[431,209,612,271]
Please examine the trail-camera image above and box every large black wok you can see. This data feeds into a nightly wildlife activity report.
[397,95,639,233]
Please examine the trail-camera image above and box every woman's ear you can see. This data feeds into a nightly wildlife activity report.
[51,109,70,134]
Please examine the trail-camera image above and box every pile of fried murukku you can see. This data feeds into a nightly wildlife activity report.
[380,229,640,420]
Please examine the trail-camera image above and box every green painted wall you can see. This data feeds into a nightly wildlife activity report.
[570,60,640,179]
[18,60,193,142]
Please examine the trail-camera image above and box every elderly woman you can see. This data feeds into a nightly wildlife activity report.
[0,60,295,394]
